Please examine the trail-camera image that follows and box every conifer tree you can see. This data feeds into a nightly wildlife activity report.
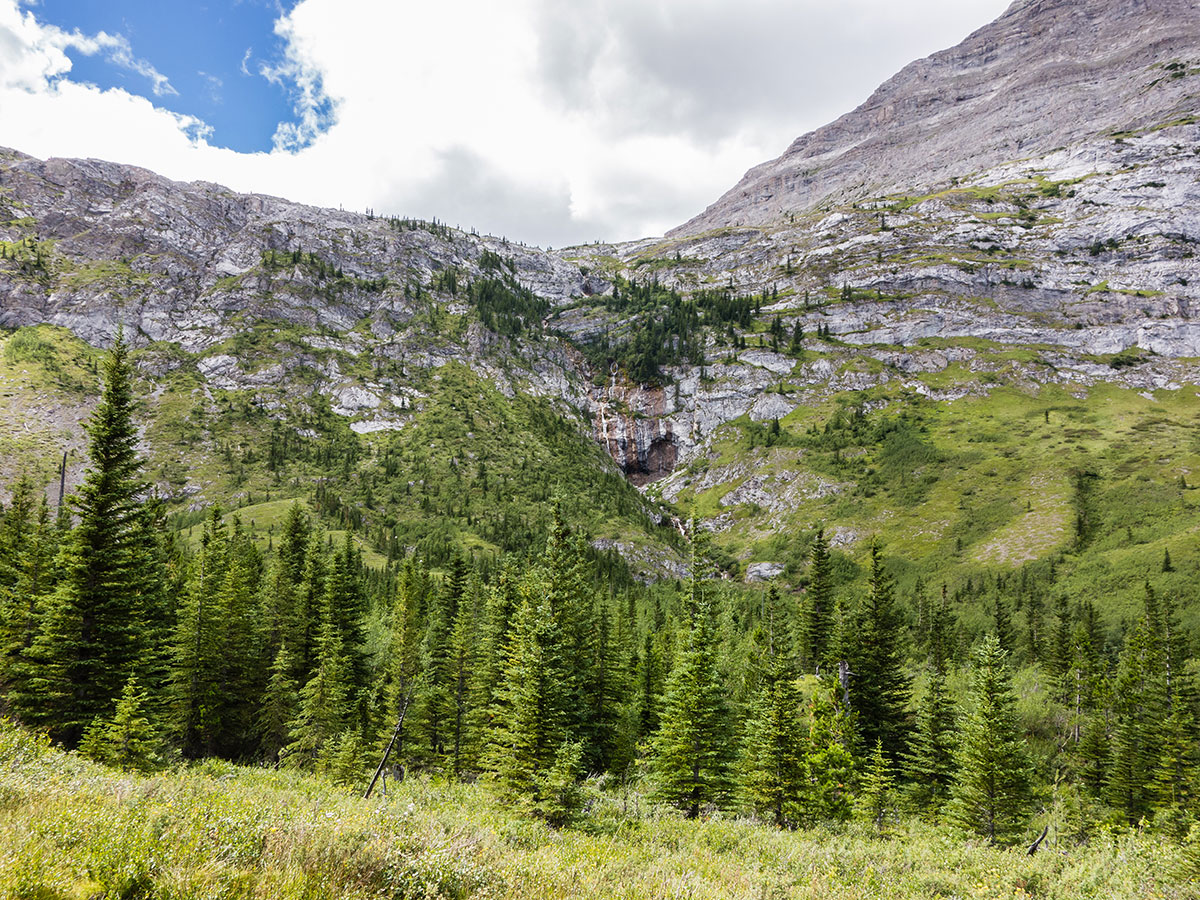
[378,554,429,753]
[79,675,162,771]
[261,503,311,664]
[171,510,231,758]
[652,529,733,818]
[486,592,567,795]
[1105,603,1166,821]
[741,651,806,826]
[475,555,520,727]
[447,573,481,775]
[582,601,630,775]
[948,635,1032,844]
[635,630,663,739]
[798,528,833,673]
[286,603,353,771]
[20,331,163,743]
[844,540,911,762]
[411,563,457,766]
[1,490,59,705]
[258,644,300,763]
[325,533,368,720]
[858,739,895,829]
[798,686,856,824]
[903,590,957,817]
[536,740,586,827]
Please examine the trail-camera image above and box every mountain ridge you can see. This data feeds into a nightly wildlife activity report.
[671,0,1200,236]
[4,0,1200,582]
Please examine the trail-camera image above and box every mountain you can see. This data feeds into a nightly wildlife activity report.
[3,0,1200,604]
[674,0,1200,234]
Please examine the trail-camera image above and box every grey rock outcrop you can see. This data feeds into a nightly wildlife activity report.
[673,0,1200,236]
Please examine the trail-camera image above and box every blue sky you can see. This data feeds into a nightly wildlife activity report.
[24,0,320,153]
[0,0,1012,245]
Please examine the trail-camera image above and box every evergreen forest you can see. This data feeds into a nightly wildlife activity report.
[2,334,1200,899]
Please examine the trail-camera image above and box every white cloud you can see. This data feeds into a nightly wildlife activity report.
[0,0,1012,246]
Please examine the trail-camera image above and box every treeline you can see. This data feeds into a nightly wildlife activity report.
[578,279,796,385]
[260,248,389,294]
[0,337,1198,844]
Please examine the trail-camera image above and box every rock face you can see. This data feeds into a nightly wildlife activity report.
[0,149,597,353]
[673,0,1200,236]
[3,0,1200,503]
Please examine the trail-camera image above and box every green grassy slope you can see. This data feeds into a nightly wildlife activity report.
[1,718,1193,900]
[0,324,675,577]
[661,369,1200,628]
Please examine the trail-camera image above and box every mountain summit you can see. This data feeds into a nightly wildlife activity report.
[672,0,1200,235]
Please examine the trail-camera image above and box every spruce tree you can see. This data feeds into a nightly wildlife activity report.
[858,739,895,830]
[258,644,300,763]
[79,675,162,771]
[903,591,957,817]
[798,686,856,824]
[844,540,911,762]
[1,490,59,706]
[170,510,231,758]
[21,331,163,743]
[447,573,481,775]
[948,635,1032,844]
[1105,607,1166,822]
[286,601,353,771]
[651,530,733,818]
[485,592,567,796]
[798,528,833,673]
[741,652,806,826]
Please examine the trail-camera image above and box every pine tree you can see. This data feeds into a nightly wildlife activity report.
[21,332,163,743]
[79,675,162,771]
[741,652,806,826]
[948,635,1032,844]
[903,592,958,818]
[844,540,911,762]
[651,530,733,818]
[798,528,833,673]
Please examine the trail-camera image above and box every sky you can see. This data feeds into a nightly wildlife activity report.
[0,0,1013,247]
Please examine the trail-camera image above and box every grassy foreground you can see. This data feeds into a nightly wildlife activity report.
[0,721,1194,900]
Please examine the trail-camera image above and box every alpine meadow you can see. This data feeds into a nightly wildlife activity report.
[4,0,1200,897]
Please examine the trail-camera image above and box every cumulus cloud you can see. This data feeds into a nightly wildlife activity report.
[0,0,1012,246]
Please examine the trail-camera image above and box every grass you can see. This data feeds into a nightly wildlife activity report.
[1,718,1195,900]
[679,378,1200,628]
[0,327,99,492]
[179,498,390,569]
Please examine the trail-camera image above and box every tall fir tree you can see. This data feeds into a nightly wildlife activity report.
[741,650,806,826]
[948,635,1032,844]
[1,488,60,707]
[798,528,833,673]
[18,331,164,743]
[651,528,734,818]
[903,590,957,818]
[844,540,911,763]
[286,598,354,771]
[485,591,567,796]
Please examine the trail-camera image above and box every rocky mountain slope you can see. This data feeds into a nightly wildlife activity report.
[674,0,1200,235]
[2,0,1200,596]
